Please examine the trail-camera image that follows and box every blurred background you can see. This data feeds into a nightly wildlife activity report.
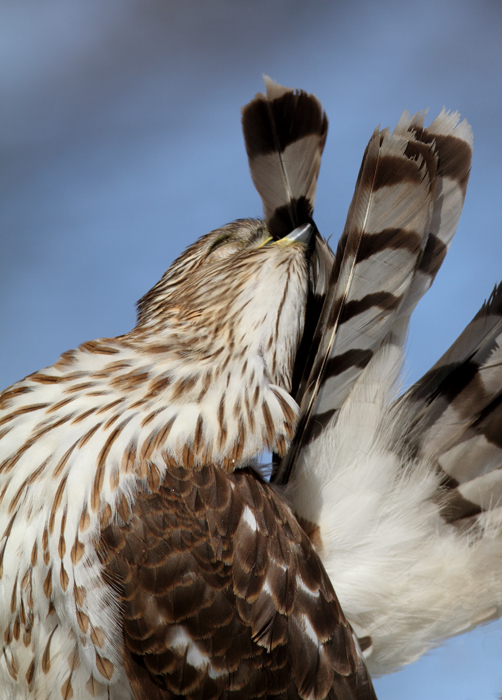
[1,0,502,697]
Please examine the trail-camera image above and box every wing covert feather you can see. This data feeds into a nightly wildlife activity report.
[99,463,376,699]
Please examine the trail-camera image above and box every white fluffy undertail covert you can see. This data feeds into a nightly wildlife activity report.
[290,343,502,674]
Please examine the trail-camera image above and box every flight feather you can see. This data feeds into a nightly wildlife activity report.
[242,76,328,238]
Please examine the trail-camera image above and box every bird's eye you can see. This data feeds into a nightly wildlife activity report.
[206,226,272,263]
[208,233,232,253]
[206,233,247,262]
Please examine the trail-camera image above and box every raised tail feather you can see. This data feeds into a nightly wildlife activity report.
[387,108,473,346]
[271,105,502,676]
[241,76,328,238]
[241,77,336,457]
[278,109,472,485]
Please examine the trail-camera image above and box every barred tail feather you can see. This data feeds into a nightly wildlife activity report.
[241,78,335,447]
[286,296,502,676]
[241,76,328,238]
[396,281,502,526]
[389,108,473,344]
[278,108,473,488]
[277,114,440,484]
[276,108,502,675]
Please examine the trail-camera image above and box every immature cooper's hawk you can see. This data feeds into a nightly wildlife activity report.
[2,78,502,700]
[0,81,375,699]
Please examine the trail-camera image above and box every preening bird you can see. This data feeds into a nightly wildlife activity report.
[0,78,499,700]
[0,81,373,700]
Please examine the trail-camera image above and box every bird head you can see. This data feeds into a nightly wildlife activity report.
[135,218,313,396]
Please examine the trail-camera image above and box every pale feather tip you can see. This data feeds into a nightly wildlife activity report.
[427,107,473,146]
[394,109,428,136]
[262,74,292,101]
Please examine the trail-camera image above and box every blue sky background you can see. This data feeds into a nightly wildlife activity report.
[2,1,502,697]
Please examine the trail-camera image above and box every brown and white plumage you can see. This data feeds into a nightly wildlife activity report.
[241,78,335,482]
[268,94,502,675]
[0,85,375,698]
[277,108,473,482]
[241,76,327,239]
[4,72,502,699]
[100,464,370,700]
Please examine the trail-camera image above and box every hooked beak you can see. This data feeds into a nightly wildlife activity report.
[277,223,314,246]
